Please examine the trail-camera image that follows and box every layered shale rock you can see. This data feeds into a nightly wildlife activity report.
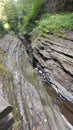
[0,34,73,130]
[31,33,73,125]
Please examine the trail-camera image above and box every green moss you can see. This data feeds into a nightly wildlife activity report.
[25,66,37,83]
[53,31,67,38]
[0,20,6,37]
[0,61,13,79]
[0,49,6,78]
[13,120,21,130]
[0,48,13,82]
[3,83,10,88]
[14,107,19,119]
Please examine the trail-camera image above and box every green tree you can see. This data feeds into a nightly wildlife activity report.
[3,0,18,32]
[0,20,6,36]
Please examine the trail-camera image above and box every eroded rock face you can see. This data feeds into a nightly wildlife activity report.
[0,34,73,130]
[31,33,73,125]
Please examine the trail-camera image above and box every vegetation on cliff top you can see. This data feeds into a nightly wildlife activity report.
[32,12,73,37]
[0,0,73,36]
[0,0,46,35]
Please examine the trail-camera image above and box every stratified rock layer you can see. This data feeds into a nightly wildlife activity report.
[32,33,73,125]
[0,34,73,130]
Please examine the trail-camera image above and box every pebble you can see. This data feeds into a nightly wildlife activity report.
[38,70,42,74]
[35,68,38,71]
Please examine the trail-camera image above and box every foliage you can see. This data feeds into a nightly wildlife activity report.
[22,0,47,33]
[0,0,46,34]
[3,0,18,32]
[0,20,6,36]
[32,12,73,37]
[15,0,33,33]
[0,0,73,36]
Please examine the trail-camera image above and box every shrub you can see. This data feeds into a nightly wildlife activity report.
[0,20,5,36]
[3,1,18,33]
[22,0,47,33]
[32,12,73,37]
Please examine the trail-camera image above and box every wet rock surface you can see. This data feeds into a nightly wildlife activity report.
[0,34,73,130]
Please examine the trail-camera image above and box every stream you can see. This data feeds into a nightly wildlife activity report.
[0,34,73,130]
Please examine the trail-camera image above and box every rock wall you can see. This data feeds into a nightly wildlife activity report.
[31,32,73,125]
[0,34,73,130]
